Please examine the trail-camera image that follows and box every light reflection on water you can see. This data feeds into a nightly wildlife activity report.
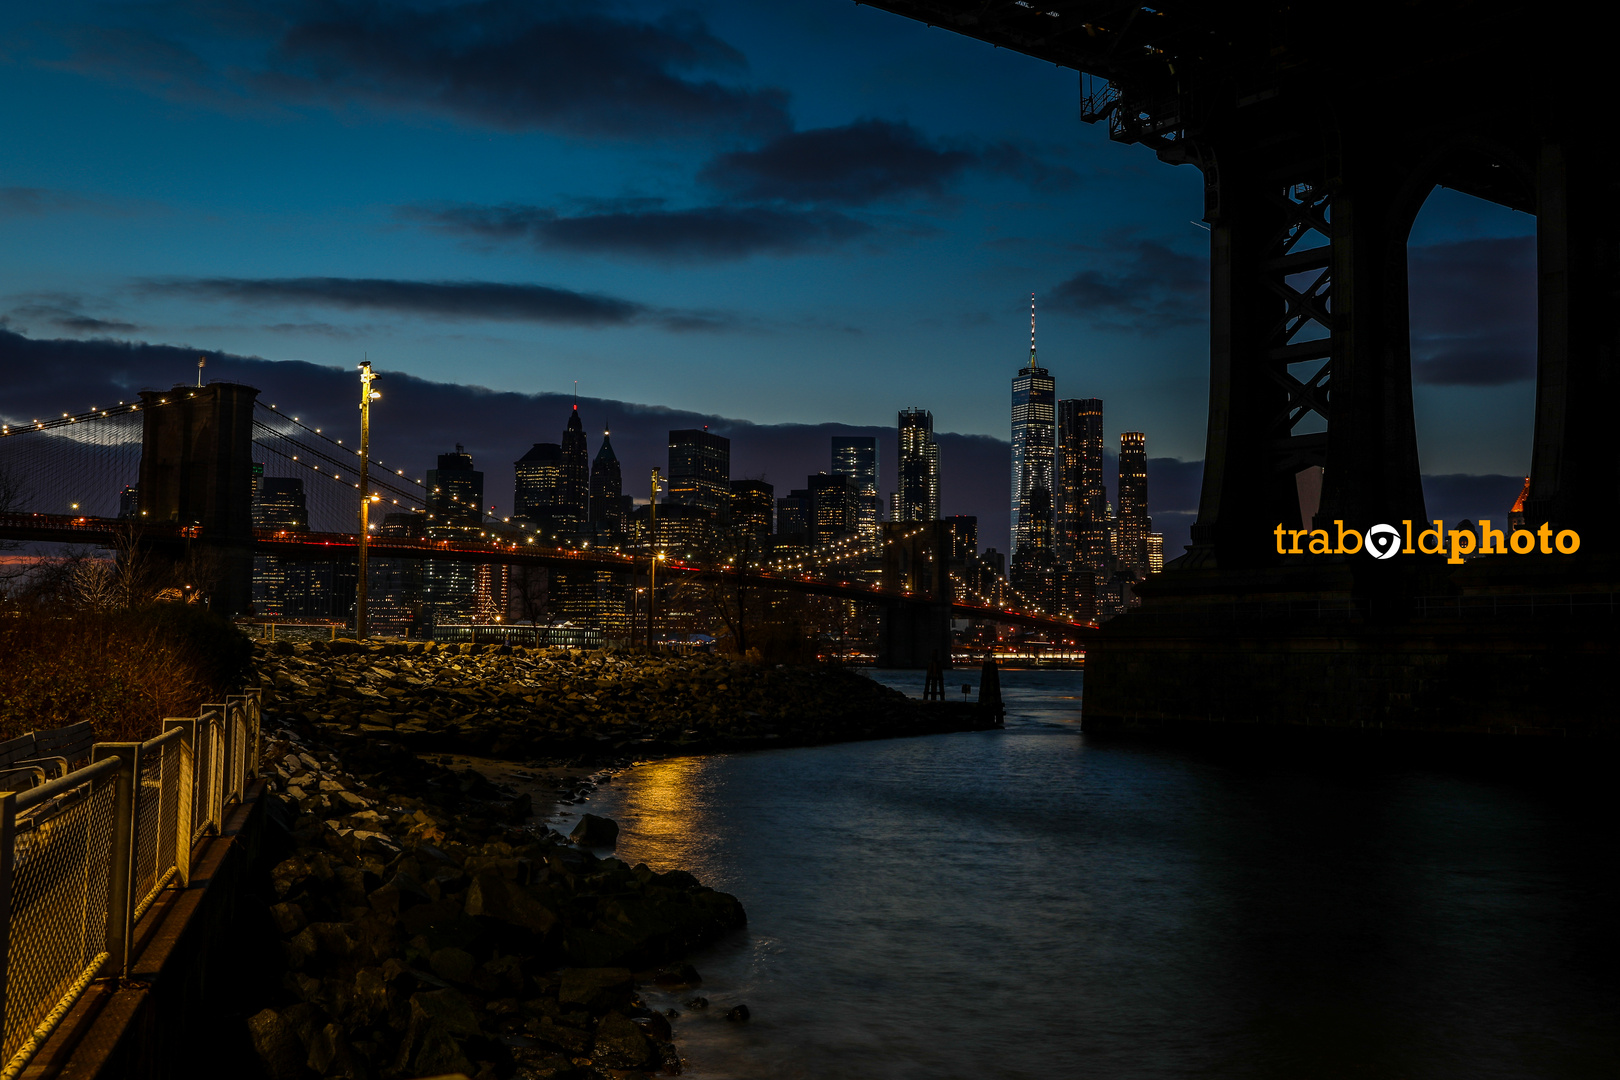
[586,668,1620,1079]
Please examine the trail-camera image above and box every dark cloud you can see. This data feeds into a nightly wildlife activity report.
[0,328,1012,540]
[45,1,790,140]
[1409,236,1535,386]
[0,187,99,218]
[140,276,730,332]
[400,202,871,262]
[701,119,976,206]
[5,301,138,335]
[697,119,1074,207]
[1043,239,1208,332]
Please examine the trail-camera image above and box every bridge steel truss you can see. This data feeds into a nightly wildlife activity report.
[857,0,1616,567]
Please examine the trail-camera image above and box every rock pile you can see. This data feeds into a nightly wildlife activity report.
[256,640,990,765]
[248,720,745,1079]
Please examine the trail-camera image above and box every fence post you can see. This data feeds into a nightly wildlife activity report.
[162,719,196,888]
[92,743,140,979]
[0,791,16,1028]
[247,688,262,780]
[201,704,227,830]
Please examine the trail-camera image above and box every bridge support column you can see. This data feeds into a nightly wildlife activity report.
[1189,137,1427,569]
[138,382,260,615]
[1527,138,1620,547]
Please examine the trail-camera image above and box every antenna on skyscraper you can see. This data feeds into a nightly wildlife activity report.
[1030,293,1038,366]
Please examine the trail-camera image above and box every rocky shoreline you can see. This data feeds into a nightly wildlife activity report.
[245,643,990,1079]
[249,716,745,1079]
[256,639,994,766]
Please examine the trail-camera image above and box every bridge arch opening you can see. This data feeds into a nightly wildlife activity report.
[1405,184,1537,532]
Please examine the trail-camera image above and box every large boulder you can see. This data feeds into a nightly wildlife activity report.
[569,813,619,848]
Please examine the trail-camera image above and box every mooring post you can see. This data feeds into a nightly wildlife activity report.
[980,656,1004,725]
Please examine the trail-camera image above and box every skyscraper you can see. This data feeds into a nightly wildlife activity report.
[1055,398,1106,564]
[513,443,562,524]
[1011,296,1055,555]
[668,429,730,516]
[589,429,623,531]
[831,436,880,544]
[895,408,939,522]
[729,478,774,560]
[1117,432,1150,574]
[558,407,589,526]
[808,472,856,548]
[425,447,484,620]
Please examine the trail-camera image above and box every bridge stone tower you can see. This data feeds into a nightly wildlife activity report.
[877,521,953,668]
[138,382,260,615]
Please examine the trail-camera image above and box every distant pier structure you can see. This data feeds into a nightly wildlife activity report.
[865,2,1619,735]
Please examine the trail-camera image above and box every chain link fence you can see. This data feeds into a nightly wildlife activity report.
[0,689,260,1079]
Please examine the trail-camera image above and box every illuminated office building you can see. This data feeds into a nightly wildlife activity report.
[589,430,623,532]
[1011,297,1055,556]
[831,436,880,543]
[895,409,939,522]
[1117,432,1150,574]
[558,407,589,527]
[668,429,731,517]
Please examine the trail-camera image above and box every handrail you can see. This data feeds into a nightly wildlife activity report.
[139,727,185,753]
[1,687,260,1075]
[12,756,120,815]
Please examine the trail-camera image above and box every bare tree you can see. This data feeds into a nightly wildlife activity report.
[508,563,548,625]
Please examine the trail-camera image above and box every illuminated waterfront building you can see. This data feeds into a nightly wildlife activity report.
[895,409,939,522]
[513,442,562,524]
[1056,398,1106,565]
[1011,297,1055,556]
[729,478,774,561]
[1117,432,1150,574]
[668,429,731,517]
[1147,532,1164,573]
[808,472,856,548]
[424,447,484,621]
[831,436,880,543]
[251,474,308,617]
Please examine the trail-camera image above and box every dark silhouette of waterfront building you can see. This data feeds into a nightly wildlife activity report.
[668,429,730,517]
[943,515,978,562]
[729,478,774,561]
[831,436,880,543]
[773,488,811,559]
[559,407,589,526]
[1117,432,1150,575]
[589,429,623,531]
[1011,297,1055,556]
[117,484,139,519]
[894,409,939,523]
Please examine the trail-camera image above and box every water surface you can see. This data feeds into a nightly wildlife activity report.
[580,668,1619,1079]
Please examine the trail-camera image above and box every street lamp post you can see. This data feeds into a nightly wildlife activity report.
[647,467,660,652]
[357,361,380,638]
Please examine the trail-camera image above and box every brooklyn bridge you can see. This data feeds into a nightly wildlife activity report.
[0,383,1095,666]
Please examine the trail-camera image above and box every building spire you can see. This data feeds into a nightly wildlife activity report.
[1029,293,1038,368]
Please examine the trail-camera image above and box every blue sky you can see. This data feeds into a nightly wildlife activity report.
[0,0,1539,552]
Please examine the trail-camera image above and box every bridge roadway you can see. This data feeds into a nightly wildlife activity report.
[0,512,1095,639]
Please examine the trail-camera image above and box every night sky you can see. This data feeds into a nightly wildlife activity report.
[0,1,1537,554]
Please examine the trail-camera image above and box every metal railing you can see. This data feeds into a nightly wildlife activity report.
[0,690,260,1078]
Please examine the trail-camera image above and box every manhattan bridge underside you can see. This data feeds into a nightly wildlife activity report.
[860,1,1620,736]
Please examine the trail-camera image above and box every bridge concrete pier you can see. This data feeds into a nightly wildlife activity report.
[138,382,260,615]
[1083,557,1620,738]
[876,521,953,668]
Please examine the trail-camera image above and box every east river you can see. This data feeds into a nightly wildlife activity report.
[572,668,1619,1079]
